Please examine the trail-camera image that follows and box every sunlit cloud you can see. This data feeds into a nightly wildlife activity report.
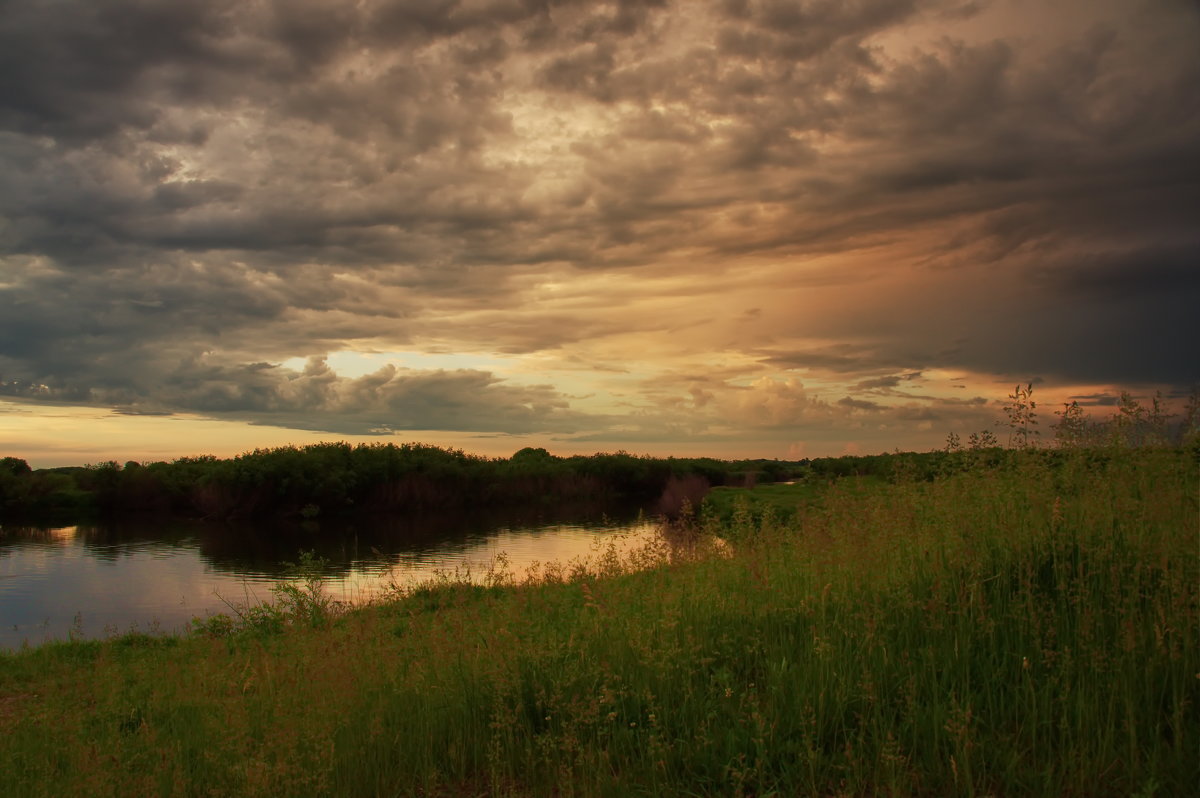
[1,0,1197,465]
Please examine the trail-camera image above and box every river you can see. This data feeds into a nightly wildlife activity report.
[0,502,659,650]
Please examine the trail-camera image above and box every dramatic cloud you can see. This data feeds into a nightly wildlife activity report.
[1,0,1197,460]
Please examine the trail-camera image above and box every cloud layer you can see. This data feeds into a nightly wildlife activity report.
[2,0,1197,454]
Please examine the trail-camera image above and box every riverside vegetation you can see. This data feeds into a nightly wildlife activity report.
[0,446,795,525]
[0,391,1197,796]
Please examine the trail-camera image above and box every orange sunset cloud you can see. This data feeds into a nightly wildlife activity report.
[1,0,1197,465]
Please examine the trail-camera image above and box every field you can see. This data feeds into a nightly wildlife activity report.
[1,447,1196,796]
[701,476,875,524]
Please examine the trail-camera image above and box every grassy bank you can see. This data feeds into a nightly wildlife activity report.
[1,447,1196,796]
[701,476,881,525]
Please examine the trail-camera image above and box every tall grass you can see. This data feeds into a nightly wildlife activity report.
[0,447,1195,796]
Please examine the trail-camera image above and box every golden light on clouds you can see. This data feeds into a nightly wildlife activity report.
[0,0,1196,466]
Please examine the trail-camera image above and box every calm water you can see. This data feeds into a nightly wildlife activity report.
[0,503,657,650]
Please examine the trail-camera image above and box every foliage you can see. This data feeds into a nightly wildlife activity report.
[0,457,31,477]
[655,474,711,522]
[0,443,814,524]
[1002,382,1039,448]
[1043,389,1195,451]
[702,480,823,527]
[0,447,1194,797]
[1051,400,1087,448]
[192,552,337,639]
[2,385,1195,531]
[967,429,998,449]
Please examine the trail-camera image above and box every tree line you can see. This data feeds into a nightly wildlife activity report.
[3,387,1195,524]
[0,444,803,524]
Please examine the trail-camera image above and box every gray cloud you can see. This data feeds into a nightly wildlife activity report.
[1067,393,1119,407]
[1,0,1197,445]
[1,352,589,435]
[761,346,904,375]
[852,372,924,391]
[838,396,883,411]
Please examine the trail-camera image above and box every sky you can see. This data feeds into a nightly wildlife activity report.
[1,0,1198,467]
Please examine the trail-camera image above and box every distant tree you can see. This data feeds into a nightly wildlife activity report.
[1,456,31,476]
[1051,401,1087,448]
[1110,392,1146,448]
[760,460,789,483]
[968,430,998,450]
[1182,388,1200,446]
[511,447,555,462]
[1145,391,1174,447]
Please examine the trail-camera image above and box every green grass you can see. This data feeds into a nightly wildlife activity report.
[701,475,883,526]
[1,448,1196,796]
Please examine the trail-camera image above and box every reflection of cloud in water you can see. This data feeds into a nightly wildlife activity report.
[0,506,657,650]
[342,522,660,598]
[1,539,284,649]
[0,525,79,549]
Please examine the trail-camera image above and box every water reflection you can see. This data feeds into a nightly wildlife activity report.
[0,499,657,650]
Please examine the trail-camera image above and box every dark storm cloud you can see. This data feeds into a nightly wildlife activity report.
[1031,246,1200,301]
[152,358,587,435]
[852,373,923,391]
[1068,393,1119,407]
[893,406,942,422]
[1,0,1198,439]
[0,0,242,141]
[0,248,594,434]
[761,346,902,375]
[716,0,929,61]
[838,396,883,411]
[0,358,586,436]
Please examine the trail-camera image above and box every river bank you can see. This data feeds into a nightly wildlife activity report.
[1,447,1196,796]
